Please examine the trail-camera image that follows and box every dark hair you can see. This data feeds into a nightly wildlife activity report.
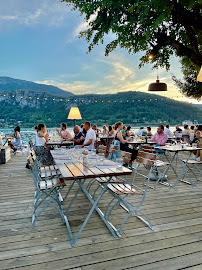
[159,124,164,130]
[184,124,188,129]
[191,125,194,130]
[108,125,113,132]
[80,124,84,128]
[147,126,151,131]
[61,123,67,129]
[114,121,123,130]
[166,125,169,128]
[84,121,91,127]
[14,126,20,133]
[127,126,131,131]
[35,123,45,132]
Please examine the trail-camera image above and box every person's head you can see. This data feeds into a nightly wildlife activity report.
[84,121,91,131]
[147,126,151,132]
[103,125,107,130]
[73,125,80,135]
[35,123,46,133]
[184,124,188,129]
[61,123,67,131]
[176,125,179,130]
[166,125,169,129]
[92,124,97,130]
[157,124,164,134]
[191,125,195,130]
[108,125,113,132]
[80,124,84,128]
[114,121,123,131]
[195,130,201,139]
[123,125,126,130]
[140,126,144,130]
[127,126,131,131]
[14,126,20,133]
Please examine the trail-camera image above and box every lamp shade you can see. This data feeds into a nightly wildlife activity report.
[197,66,202,82]
[148,79,167,91]
[67,107,82,120]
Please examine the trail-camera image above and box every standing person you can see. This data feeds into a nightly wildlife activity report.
[72,125,85,146]
[150,125,168,146]
[8,126,21,152]
[56,123,73,141]
[79,121,96,150]
[164,125,172,137]
[35,123,53,166]
[114,121,138,163]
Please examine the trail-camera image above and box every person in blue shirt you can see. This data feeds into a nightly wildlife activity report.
[72,125,85,145]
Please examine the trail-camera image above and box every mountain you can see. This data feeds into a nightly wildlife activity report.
[0,77,73,98]
[0,90,201,128]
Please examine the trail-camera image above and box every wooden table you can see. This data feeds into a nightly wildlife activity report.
[46,140,73,147]
[51,149,132,246]
[155,145,202,187]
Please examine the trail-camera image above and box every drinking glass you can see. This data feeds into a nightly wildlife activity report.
[98,153,105,162]
[192,143,197,149]
[116,158,123,168]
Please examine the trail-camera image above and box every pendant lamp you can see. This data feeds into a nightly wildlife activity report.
[148,67,167,91]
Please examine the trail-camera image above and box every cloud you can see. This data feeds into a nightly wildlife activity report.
[0,0,71,27]
[73,13,97,37]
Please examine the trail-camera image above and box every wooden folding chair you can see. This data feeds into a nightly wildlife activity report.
[29,156,69,228]
[102,152,155,236]
[133,151,170,190]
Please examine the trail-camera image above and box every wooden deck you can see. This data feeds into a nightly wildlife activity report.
[0,152,202,270]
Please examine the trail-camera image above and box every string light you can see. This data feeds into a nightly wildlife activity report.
[3,94,6,96]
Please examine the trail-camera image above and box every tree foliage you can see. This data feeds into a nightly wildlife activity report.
[61,0,202,99]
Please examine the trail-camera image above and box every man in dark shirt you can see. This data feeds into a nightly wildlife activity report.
[72,125,85,145]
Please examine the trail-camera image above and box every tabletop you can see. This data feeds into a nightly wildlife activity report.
[155,145,202,152]
[51,150,132,180]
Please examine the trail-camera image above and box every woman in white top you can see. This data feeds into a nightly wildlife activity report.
[34,123,53,165]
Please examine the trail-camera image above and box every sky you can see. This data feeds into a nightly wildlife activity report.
[0,0,201,104]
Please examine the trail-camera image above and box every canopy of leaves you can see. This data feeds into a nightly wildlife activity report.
[61,0,202,99]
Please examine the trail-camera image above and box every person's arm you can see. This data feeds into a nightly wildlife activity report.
[117,131,131,144]
[56,128,62,137]
[150,134,155,142]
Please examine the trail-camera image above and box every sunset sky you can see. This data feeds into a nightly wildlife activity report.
[0,0,201,104]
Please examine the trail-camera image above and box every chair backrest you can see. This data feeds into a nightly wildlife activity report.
[135,151,155,167]
[109,145,119,155]
[141,145,155,153]
[119,151,132,165]
[109,140,120,159]
[98,145,107,154]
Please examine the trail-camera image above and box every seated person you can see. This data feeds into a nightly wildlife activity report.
[103,125,108,134]
[146,126,153,137]
[108,125,114,136]
[56,123,73,141]
[125,126,134,137]
[34,123,53,166]
[164,124,172,137]
[114,121,138,163]
[72,125,85,146]
[92,124,101,138]
[191,130,201,161]
[79,121,96,150]
[137,126,147,136]
[8,126,21,152]
[182,124,191,143]
[151,125,168,146]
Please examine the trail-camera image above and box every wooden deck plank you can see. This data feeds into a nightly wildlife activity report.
[0,153,202,270]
